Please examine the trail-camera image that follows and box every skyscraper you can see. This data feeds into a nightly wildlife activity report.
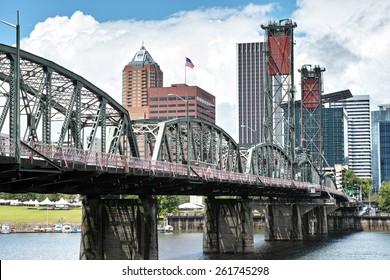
[122,45,163,120]
[330,95,371,178]
[371,104,390,191]
[237,42,265,145]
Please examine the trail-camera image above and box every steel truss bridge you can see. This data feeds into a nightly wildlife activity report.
[0,43,348,201]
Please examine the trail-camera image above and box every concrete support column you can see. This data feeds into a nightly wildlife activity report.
[265,204,303,240]
[79,196,158,260]
[203,197,254,254]
[315,206,328,234]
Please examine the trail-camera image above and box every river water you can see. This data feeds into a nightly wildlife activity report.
[0,230,389,260]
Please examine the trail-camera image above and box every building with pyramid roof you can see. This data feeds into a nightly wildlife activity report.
[122,45,163,119]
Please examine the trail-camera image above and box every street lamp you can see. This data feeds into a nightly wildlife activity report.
[0,11,20,166]
[168,93,190,178]
[240,124,256,132]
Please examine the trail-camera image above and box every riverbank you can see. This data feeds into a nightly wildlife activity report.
[2,206,390,233]
[0,205,82,233]
[2,222,82,233]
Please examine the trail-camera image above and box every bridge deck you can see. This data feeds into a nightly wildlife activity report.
[0,136,348,201]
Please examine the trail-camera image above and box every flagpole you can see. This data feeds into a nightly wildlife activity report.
[184,57,187,85]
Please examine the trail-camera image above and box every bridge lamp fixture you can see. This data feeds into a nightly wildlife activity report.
[240,124,256,132]
[1,11,20,165]
[168,93,190,179]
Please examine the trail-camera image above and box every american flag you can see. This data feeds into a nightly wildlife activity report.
[185,57,194,69]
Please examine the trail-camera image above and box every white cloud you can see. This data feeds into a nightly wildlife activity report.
[20,1,390,143]
[21,6,274,141]
[293,0,390,109]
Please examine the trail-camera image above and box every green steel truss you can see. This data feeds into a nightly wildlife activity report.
[132,118,241,172]
[0,44,138,157]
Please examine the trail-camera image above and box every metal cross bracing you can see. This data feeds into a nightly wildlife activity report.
[0,44,138,160]
[261,19,297,166]
[132,118,241,172]
[244,143,292,179]
[298,64,326,174]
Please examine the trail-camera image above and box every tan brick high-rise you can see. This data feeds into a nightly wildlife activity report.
[122,45,163,119]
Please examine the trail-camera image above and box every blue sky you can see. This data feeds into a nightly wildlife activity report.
[1,0,296,44]
[1,0,390,140]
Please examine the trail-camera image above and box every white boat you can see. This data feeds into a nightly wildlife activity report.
[33,225,41,232]
[54,224,62,232]
[45,227,53,232]
[62,225,72,233]
[157,225,174,233]
[1,224,12,234]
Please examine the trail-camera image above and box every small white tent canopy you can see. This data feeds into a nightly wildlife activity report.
[178,202,204,210]
[0,199,9,205]
[55,198,70,206]
[23,200,36,206]
[40,197,54,206]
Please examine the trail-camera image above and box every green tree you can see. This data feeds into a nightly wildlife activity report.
[343,170,361,192]
[343,170,362,198]
[379,182,390,210]
[155,195,180,217]
[0,193,79,204]
[360,178,373,199]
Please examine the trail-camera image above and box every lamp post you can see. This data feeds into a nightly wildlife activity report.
[240,124,256,132]
[240,124,256,144]
[1,11,20,165]
[168,93,190,178]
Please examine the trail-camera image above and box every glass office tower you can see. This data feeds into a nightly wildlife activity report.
[372,104,390,191]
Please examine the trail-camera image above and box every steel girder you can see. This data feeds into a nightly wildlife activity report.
[244,143,292,179]
[132,118,242,172]
[131,119,160,160]
[244,143,323,185]
[0,44,138,157]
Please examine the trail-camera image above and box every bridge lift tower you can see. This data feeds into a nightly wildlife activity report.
[298,64,326,174]
[261,19,297,177]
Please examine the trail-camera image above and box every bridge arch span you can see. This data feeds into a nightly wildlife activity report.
[0,44,138,157]
[244,143,292,179]
[132,118,242,172]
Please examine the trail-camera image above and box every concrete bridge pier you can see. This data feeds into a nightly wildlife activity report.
[302,206,328,235]
[328,204,360,232]
[265,204,304,240]
[79,196,158,260]
[203,197,254,254]
[314,206,328,234]
[265,204,333,240]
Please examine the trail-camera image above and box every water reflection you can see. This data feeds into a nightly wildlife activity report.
[158,230,390,260]
[1,230,389,260]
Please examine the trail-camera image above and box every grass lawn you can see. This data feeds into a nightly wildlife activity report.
[0,206,82,224]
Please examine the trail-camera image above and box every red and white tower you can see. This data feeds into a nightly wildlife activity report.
[261,19,297,170]
[299,64,326,171]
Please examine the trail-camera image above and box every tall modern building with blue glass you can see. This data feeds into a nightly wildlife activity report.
[323,108,348,167]
[371,104,390,192]
[331,95,371,179]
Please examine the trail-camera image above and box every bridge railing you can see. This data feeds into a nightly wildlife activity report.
[0,136,346,199]
[0,136,12,157]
